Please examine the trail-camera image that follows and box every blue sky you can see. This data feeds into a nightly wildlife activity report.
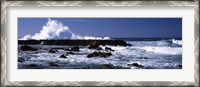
[18,18,182,38]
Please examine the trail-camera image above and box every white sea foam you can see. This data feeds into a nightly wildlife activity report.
[18,40,182,69]
[71,35,110,40]
[172,39,182,45]
[138,46,182,55]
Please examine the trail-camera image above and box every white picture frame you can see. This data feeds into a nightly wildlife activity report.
[1,0,199,87]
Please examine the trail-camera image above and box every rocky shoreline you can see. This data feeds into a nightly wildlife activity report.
[18,40,182,69]
[21,44,183,69]
[19,41,137,69]
[18,39,131,46]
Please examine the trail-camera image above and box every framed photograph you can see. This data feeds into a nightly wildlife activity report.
[1,0,199,87]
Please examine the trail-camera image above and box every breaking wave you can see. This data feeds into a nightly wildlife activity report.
[19,18,110,40]
[172,39,182,45]
[138,46,182,55]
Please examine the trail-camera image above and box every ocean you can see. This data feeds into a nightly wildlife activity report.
[18,38,182,69]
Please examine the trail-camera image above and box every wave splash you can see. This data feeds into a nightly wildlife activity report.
[172,39,182,45]
[138,46,182,55]
[19,18,110,40]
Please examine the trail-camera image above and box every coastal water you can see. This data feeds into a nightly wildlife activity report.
[18,38,182,69]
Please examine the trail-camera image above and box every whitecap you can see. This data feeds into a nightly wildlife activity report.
[138,46,182,55]
[172,39,182,45]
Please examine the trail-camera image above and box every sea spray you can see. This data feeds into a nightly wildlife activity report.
[18,38,182,69]
[20,18,110,40]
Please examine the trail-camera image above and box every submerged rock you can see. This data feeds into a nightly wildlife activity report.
[21,45,37,51]
[127,63,144,68]
[51,48,65,50]
[87,51,112,58]
[26,64,43,69]
[137,57,148,59]
[105,47,114,51]
[18,58,25,62]
[49,49,57,53]
[88,45,99,49]
[28,64,37,67]
[70,46,79,51]
[65,46,80,51]
[178,64,182,68]
[49,62,59,66]
[96,47,103,50]
[64,48,70,51]
[66,52,75,55]
[100,64,114,69]
[100,64,130,69]
[60,54,67,58]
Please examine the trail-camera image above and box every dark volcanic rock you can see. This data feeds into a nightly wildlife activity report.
[126,43,133,46]
[66,52,75,55]
[88,41,100,49]
[70,46,79,51]
[137,57,148,59]
[100,64,130,69]
[105,47,114,51]
[64,48,70,51]
[60,54,67,58]
[19,40,129,46]
[26,64,42,69]
[82,67,90,69]
[178,64,182,68]
[104,52,112,57]
[71,64,130,69]
[96,47,103,50]
[29,64,37,67]
[49,49,57,53]
[64,46,79,51]
[51,48,65,50]
[87,52,97,58]
[128,63,144,68]
[49,62,59,66]
[88,45,99,49]
[100,64,114,69]
[21,45,37,51]
[18,58,25,62]
[87,51,112,58]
